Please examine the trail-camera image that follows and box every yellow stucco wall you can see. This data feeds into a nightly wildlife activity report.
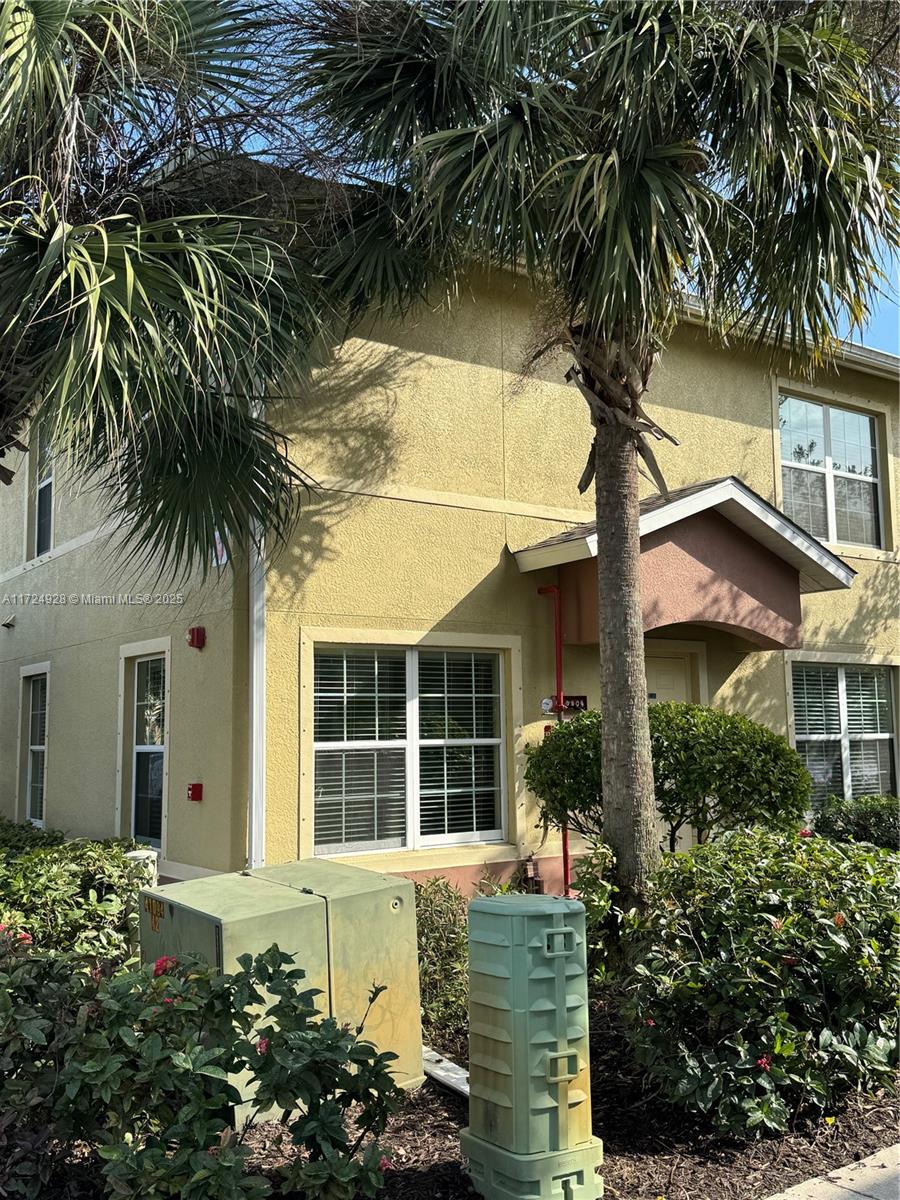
[0,273,896,878]
[264,274,899,876]
[0,449,249,875]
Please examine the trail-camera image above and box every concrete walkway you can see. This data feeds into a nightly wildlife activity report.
[765,1145,899,1200]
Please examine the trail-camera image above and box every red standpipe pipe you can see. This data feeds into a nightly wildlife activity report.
[538,584,571,896]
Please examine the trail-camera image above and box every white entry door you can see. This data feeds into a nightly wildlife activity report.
[646,655,694,850]
[646,656,691,704]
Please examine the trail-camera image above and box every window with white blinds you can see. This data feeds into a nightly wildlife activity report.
[313,647,504,854]
[779,395,883,548]
[792,663,896,803]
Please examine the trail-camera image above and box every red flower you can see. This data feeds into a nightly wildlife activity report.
[833,912,846,927]
[771,918,784,931]
[379,1156,394,1172]
[162,997,174,1005]
[153,955,177,977]
[799,829,813,838]
[756,1054,772,1072]
[257,1037,269,1055]
[645,1018,656,1027]
[17,932,32,946]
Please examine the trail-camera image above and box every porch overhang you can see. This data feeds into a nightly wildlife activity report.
[514,476,855,650]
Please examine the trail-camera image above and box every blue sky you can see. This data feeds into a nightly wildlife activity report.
[848,247,898,354]
[860,283,899,354]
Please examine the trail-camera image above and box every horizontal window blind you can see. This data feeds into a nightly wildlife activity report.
[792,663,896,805]
[313,646,504,854]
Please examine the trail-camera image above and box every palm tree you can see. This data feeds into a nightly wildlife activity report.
[285,0,898,901]
[0,0,325,573]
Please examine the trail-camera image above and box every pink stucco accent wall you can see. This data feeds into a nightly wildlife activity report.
[560,510,802,649]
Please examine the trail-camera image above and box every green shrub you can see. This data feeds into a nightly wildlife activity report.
[814,793,899,850]
[525,705,810,847]
[571,842,617,977]
[0,938,399,1199]
[0,839,147,962]
[415,876,470,1046]
[0,815,65,856]
[624,830,898,1135]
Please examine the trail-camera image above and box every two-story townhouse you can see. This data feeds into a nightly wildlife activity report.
[1,273,897,886]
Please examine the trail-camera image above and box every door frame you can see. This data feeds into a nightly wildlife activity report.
[115,637,171,856]
[644,637,709,704]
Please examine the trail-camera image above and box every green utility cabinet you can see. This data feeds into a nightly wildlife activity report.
[461,894,603,1200]
[139,859,423,1089]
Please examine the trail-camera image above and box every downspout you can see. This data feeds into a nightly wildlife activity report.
[247,528,266,869]
[538,584,571,896]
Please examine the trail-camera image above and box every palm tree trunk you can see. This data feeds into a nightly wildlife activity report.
[593,416,660,905]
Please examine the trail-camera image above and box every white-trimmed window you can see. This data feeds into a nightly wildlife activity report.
[779,394,883,548]
[792,663,896,804]
[133,655,166,846]
[23,672,48,825]
[313,646,504,854]
[33,424,53,557]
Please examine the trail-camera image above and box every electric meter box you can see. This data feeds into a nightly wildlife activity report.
[139,859,423,1089]
[461,894,603,1200]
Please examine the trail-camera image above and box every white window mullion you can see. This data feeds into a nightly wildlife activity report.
[836,667,853,802]
[822,404,837,544]
[406,648,420,851]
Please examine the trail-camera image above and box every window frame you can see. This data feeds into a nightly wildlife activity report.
[19,663,50,828]
[30,422,54,559]
[778,392,885,550]
[312,644,507,856]
[790,661,897,802]
[131,653,167,849]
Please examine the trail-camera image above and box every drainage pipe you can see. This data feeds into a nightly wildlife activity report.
[537,584,571,896]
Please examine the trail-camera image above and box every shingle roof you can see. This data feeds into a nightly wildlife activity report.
[521,477,730,554]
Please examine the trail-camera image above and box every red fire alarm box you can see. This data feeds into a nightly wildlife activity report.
[187,783,203,803]
[187,626,206,650]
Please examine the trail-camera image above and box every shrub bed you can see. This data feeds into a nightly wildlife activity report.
[624,830,898,1135]
[0,815,65,856]
[525,704,810,847]
[0,938,399,1199]
[814,793,899,850]
[0,836,147,962]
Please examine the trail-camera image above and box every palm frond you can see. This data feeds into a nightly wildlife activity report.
[0,194,326,572]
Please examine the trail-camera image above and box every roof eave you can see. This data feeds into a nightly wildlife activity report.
[514,476,855,594]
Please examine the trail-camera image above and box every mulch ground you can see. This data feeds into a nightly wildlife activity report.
[25,1004,900,1200]
[378,1001,898,1200]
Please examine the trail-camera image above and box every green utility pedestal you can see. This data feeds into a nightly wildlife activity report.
[139,859,423,1089]
[461,894,603,1200]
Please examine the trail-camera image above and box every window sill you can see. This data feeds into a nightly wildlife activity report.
[327,841,519,874]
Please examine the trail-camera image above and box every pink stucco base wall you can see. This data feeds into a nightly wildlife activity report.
[561,510,802,649]
[397,854,570,897]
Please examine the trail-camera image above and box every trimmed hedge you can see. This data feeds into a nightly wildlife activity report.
[525,704,810,848]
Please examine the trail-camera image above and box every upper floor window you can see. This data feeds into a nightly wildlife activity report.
[32,423,53,557]
[779,394,882,548]
[792,663,896,805]
[313,646,504,855]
